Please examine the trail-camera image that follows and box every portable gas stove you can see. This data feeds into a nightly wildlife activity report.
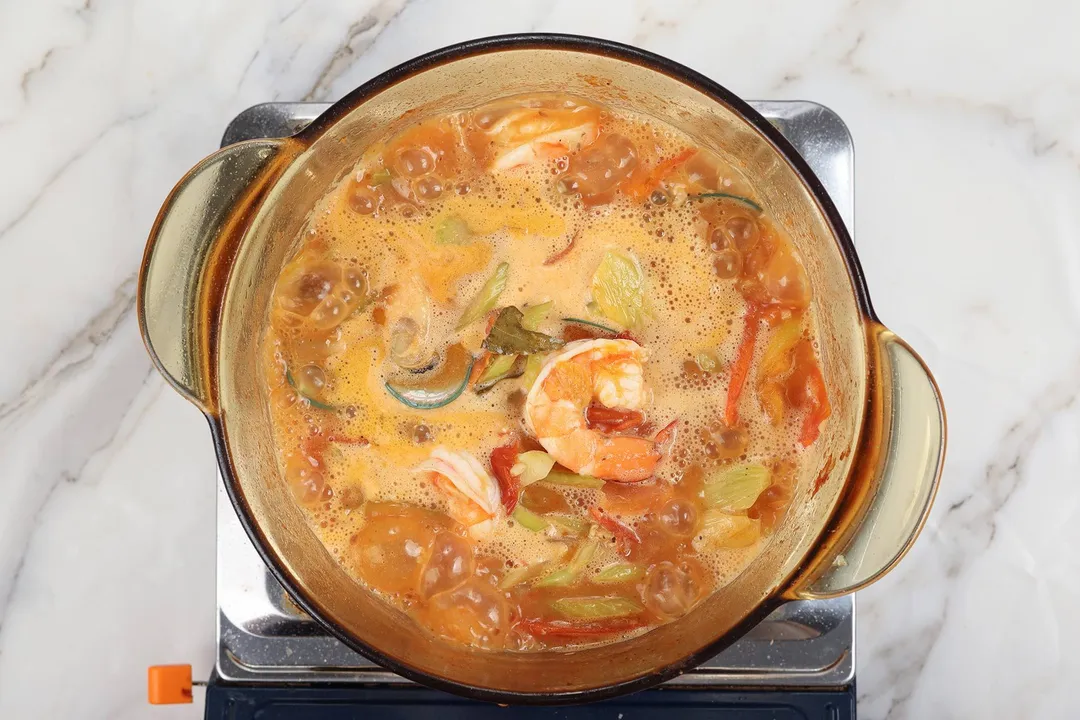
[203,100,856,719]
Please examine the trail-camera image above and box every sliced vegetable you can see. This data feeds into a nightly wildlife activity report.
[536,538,599,587]
[758,316,804,379]
[499,560,557,590]
[456,262,509,329]
[725,305,761,426]
[594,563,645,585]
[286,369,336,412]
[434,215,472,245]
[694,350,721,373]
[521,301,553,331]
[552,596,643,620]
[563,317,618,334]
[518,616,649,638]
[369,168,392,185]
[547,513,591,535]
[704,463,771,511]
[499,565,537,590]
[483,306,565,355]
[474,354,526,393]
[691,192,763,213]
[489,442,521,512]
[757,315,804,424]
[541,470,605,489]
[511,450,557,487]
[521,354,545,390]
[590,249,646,329]
[698,510,761,549]
[384,344,473,409]
[512,504,550,532]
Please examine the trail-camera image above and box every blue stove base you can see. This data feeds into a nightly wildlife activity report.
[204,676,855,719]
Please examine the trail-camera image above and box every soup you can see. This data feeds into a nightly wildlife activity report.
[262,94,830,651]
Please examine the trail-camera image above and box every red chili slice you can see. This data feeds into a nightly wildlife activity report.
[543,232,578,265]
[489,442,521,513]
[589,506,641,555]
[725,305,761,426]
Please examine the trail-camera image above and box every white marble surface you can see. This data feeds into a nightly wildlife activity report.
[1,0,1077,717]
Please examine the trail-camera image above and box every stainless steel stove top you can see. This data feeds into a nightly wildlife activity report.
[215,100,855,690]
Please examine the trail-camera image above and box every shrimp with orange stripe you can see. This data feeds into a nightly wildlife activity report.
[524,338,675,483]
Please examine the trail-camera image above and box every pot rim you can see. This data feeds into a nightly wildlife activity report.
[212,32,874,704]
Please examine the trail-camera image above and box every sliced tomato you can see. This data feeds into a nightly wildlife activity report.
[585,404,646,433]
[787,339,831,447]
[489,442,521,512]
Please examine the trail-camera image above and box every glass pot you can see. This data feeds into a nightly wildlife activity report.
[138,34,945,703]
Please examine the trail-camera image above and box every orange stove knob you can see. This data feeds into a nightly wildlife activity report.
[147,664,193,704]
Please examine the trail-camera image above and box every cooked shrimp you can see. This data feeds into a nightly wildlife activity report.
[415,447,503,537]
[467,96,601,171]
[524,339,662,483]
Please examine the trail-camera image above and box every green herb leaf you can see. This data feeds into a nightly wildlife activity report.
[474,354,526,393]
[704,463,771,511]
[593,563,645,584]
[552,596,643,619]
[590,249,646,330]
[435,215,472,245]
[457,262,509,330]
[690,192,763,213]
[482,306,565,355]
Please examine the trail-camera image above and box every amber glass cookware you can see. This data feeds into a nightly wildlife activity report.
[138,34,945,703]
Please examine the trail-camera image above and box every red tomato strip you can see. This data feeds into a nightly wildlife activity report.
[519,617,649,638]
[798,362,831,447]
[543,232,578,265]
[725,306,761,426]
[585,404,646,433]
[590,506,641,554]
[489,442,521,512]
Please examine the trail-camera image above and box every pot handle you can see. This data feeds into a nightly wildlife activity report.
[786,324,946,599]
[137,139,289,414]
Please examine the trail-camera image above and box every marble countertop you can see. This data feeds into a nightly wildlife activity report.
[2,1,1077,718]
